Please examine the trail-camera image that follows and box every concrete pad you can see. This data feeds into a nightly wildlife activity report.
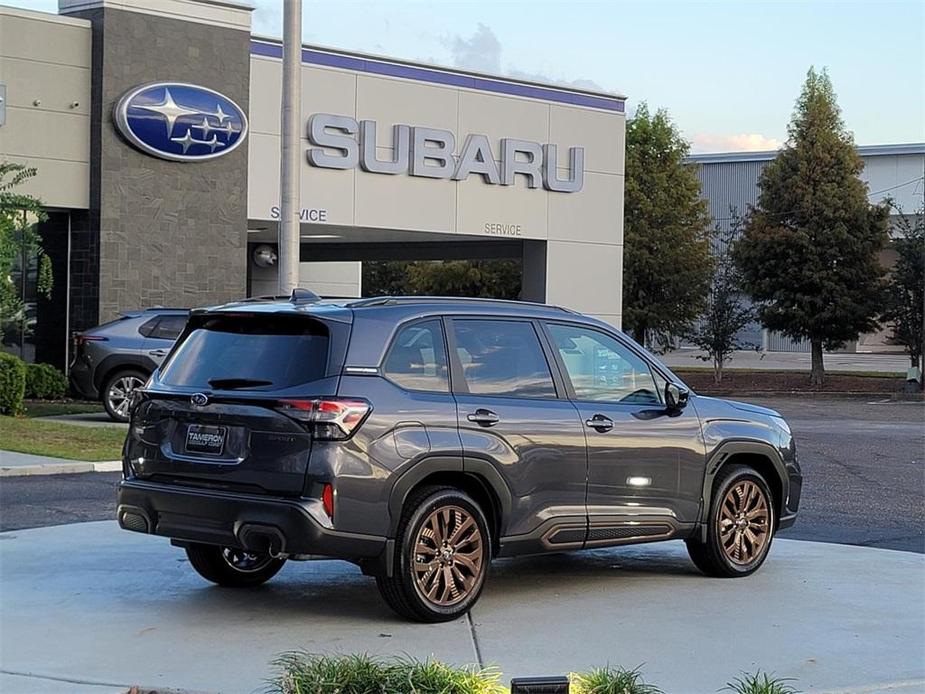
[0,450,121,476]
[474,541,925,693]
[1,522,922,694]
[0,522,476,693]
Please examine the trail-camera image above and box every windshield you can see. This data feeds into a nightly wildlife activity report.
[158,314,329,390]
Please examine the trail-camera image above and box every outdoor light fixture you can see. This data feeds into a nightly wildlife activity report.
[510,676,569,693]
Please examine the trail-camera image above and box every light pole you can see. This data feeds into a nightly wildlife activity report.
[278,0,302,295]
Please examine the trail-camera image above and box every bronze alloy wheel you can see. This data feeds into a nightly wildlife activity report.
[719,480,771,565]
[412,505,484,607]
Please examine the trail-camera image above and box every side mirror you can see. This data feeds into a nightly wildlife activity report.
[665,382,689,411]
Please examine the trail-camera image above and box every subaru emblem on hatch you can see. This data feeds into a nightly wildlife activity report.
[191,393,209,407]
[114,82,248,162]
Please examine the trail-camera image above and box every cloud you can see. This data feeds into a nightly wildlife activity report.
[690,133,782,153]
[250,0,281,38]
[442,23,607,92]
[443,23,503,74]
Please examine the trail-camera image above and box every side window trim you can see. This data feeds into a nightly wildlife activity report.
[379,316,452,395]
[540,319,665,406]
[444,316,563,400]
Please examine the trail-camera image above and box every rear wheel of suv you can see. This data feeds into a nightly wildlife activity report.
[686,464,775,577]
[185,543,286,587]
[102,369,147,422]
[376,486,490,622]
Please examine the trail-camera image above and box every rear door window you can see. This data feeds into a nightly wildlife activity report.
[159,314,329,390]
[450,319,556,398]
[149,315,187,340]
[382,319,449,392]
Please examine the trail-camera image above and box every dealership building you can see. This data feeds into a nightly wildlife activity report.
[0,0,627,370]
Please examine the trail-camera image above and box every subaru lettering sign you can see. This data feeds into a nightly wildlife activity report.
[114,82,248,162]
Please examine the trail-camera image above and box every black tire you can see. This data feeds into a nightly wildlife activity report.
[686,464,776,577]
[102,369,148,422]
[376,486,491,623]
[185,543,286,587]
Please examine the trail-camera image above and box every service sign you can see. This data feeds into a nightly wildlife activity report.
[114,82,248,162]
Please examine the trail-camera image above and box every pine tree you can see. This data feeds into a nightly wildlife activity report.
[733,68,889,384]
[623,103,714,350]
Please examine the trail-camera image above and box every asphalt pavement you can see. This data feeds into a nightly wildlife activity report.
[2,395,921,553]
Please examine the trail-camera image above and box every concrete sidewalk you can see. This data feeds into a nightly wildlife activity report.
[1,521,922,694]
[0,450,121,477]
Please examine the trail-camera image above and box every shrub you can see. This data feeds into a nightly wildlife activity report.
[571,666,664,694]
[24,362,68,400]
[270,653,506,694]
[724,672,800,694]
[0,351,26,415]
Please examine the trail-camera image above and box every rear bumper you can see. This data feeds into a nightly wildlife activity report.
[118,479,388,564]
[69,361,98,400]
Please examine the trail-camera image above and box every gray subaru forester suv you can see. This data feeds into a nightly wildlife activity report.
[118,293,802,622]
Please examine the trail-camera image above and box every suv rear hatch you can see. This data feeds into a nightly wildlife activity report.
[125,308,351,496]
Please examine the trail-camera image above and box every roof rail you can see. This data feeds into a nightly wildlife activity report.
[347,296,577,313]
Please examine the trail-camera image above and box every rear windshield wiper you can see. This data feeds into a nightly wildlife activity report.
[207,378,274,390]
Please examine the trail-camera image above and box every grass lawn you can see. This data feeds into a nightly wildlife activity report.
[22,400,104,418]
[0,416,124,461]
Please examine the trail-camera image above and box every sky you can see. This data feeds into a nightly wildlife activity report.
[12,0,925,152]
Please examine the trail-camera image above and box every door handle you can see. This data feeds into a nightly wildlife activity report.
[585,414,614,432]
[467,409,500,427]
[149,349,168,358]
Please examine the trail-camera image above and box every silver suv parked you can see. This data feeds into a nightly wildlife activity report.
[118,295,802,622]
[69,308,188,421]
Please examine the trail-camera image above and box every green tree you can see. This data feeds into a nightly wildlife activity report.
[733,68,889,384]
[687,210,757,383]
[362,259,521,299]
[623,103,714,350]
[882,203,924,386]
[1,163,51,343]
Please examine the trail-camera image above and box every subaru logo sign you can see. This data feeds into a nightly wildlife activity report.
[114,82,247,162]
[191,393,209,407]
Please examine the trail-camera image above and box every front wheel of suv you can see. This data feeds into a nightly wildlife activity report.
[377,486,491,622]
[185,543,286,587]
[102,369,148,422]
[686,464,775,577]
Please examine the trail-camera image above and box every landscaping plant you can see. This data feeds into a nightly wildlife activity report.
[269,653,506,694]
[723,671,800,694]
[687,210,756,383]
[0,351,26,415]
[733,67,889,385]
[570,665,664,694]
[24,362,69,400]
[622,102,714,351]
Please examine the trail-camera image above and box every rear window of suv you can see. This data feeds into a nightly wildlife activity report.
[158,314,329,390]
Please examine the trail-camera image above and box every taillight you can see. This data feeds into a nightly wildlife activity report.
[275,398,371,440]
[322,483,334,520]
[74,333,108,348]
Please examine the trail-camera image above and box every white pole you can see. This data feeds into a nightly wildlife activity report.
[278,0,302,295]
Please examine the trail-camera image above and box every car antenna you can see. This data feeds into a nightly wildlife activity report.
[290,287,321,304]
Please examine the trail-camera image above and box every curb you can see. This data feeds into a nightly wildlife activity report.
[0,460,121,477]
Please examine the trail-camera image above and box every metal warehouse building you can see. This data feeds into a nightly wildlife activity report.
[689,144,925,352]
[0,0,626,370]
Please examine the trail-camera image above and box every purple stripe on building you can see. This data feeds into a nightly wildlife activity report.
[250,40,625,113]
